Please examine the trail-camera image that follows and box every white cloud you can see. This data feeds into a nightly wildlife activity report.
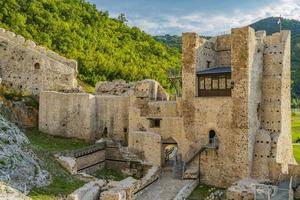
[129,0,300,35]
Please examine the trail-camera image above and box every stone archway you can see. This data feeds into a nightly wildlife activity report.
[162,137,178,167]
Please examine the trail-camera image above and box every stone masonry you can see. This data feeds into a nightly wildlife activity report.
[0,28,78,95]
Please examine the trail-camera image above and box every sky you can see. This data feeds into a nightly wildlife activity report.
[88,0,300,36]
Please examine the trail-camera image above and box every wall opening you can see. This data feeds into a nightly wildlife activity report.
[34,63,40,69]
[103,127,108,137]
[162,137,178,168]
[209,130,216,144]
[207,61,211,68]
[149,118,161,128]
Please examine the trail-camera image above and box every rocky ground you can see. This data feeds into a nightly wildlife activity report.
[0,115,50,194]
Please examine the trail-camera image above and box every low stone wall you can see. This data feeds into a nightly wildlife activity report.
[101,165,160,200]
[73,143,106,173]
[57,140,148,178]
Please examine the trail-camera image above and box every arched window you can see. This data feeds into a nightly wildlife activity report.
[209,130,216,144]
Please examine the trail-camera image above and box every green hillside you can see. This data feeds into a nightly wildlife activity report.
[154,35,182,51]
[0,0,180,90]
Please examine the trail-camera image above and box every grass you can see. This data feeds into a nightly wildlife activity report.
[25,128,91,152]
[91,168,126,181]
[293,111,300,164]
[293,144,300,164]
[24,129,92,200]
[188,184,224,200]
[292,111,300,143]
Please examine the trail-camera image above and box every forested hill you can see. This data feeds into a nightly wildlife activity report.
[0,0,180,90]
[153,35,182,51]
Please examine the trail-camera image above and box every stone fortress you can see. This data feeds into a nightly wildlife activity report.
[0,25,300,199]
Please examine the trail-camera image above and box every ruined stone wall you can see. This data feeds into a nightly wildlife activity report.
[278,31,295,167]
[0,28,78,95]
[128,131,162,166]
[196,34,231,71]
[141,101,179,117]
[247,31,264,178]
[260,31,295,172]
[95,95,130,143]
[215,34,231,67]
[196,38,216,70]
[39,91,96,141]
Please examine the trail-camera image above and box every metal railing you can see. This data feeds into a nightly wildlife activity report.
[253,177,293,200]
[206,137,218,149]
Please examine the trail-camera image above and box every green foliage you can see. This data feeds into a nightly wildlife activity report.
[293,145,300,164]
[0,83,29,100]
[25,128,91,199]
[250,17,300,98]
[154,34,182,51]
[292,110,300,164]
[0,0,181,90]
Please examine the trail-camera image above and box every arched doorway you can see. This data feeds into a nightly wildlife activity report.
[162,138,178,167]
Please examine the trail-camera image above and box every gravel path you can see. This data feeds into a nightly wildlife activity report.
[135,169,193,200]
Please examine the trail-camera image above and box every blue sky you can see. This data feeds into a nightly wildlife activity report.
[88,0,300,35]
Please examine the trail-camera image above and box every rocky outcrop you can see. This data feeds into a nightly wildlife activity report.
[0,96,38,128]
[0,115,50,194]
[0,182,32,200]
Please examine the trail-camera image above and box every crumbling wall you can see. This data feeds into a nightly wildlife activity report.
[215,34,231,67]
[95,95,130,143]
[128,131,162,166]
[261,31,295,172]
[196,39,216,70]
[39,91,96,141]
[141,101,179,117]
[0,28,78,95]
[196,34,231,71]
[248,30,264,178]
[96,79,168,101]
